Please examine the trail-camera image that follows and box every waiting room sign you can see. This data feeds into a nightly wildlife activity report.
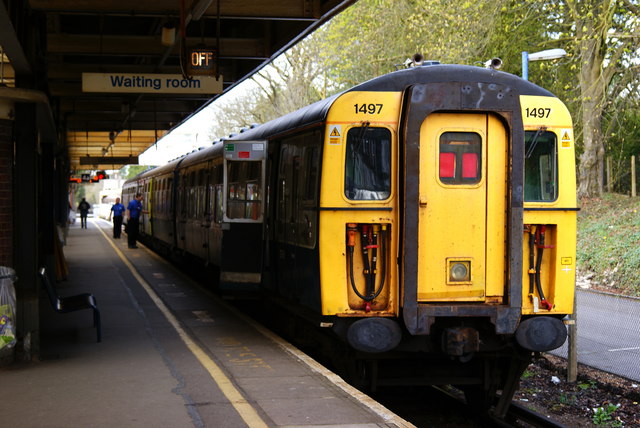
[82,73,223,94]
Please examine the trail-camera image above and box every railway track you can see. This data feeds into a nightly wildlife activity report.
[398,385,570,428]
[219,288,571,428]
[500,402,570,428]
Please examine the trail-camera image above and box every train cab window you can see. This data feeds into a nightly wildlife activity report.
[525,130,558,201]
[344,127,391,200]
[438,132,482,184]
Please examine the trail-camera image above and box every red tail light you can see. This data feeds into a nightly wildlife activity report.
[462,153,479,178]
[439,152,456,178]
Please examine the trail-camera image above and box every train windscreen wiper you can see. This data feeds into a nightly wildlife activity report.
[525,126,547,159]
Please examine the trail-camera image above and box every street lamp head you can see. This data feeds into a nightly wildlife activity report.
[528,48,567,62]
[522,48,567,80]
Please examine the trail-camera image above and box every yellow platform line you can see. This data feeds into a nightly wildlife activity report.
[94,222,268,428]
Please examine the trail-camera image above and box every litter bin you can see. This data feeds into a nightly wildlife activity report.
[0,266,17,362]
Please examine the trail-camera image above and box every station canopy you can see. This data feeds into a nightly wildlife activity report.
[0,0,355,171]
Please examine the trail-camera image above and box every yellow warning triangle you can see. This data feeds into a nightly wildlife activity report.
[562,131,570,141]
[330,127,341,137]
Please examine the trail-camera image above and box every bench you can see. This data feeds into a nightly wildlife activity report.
[38,267,102,342]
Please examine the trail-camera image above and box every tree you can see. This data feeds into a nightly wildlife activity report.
[465,0,640,198]
[565,0,640,198]
[206,0,639,201]
[209,34,332,139]
[319,0,508,86]
[319,0,417,86]
[120,165,151,180]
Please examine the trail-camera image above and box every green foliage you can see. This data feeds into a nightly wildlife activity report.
[209,34,335,139]
[318,0,510,86]
[592,403,622,426]
[204,0,639,197]
[559,392,577,405]
[578,380,597,390]
[604,108,640,194]
[119,165,152,180]
[577,194,640,296]
[318,0,419,86]
[521,369,535,379]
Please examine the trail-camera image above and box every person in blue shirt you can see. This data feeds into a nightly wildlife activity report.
[108,197,125,239]
[126,193,146,249]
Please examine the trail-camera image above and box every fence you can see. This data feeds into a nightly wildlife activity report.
[552,290,640,383]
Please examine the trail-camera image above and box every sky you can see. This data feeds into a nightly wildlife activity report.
[138,77,258,166]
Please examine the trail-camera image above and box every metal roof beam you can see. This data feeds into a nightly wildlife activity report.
[47,35,267,57]
[0,3,31,74]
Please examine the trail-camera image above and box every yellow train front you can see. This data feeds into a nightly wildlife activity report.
[126,63,577,416]
[239,64,575,415]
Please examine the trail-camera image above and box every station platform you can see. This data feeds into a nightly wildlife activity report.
[0,219,413,428]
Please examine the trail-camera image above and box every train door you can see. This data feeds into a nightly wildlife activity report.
[274,132,322,306]
[416,113,507,302]
[201,161,213,264]
[185,169,197,254]
[194,167,208,260]
[176,171,187,252]
[140,180,150,236]
[219,141,266,290]
[276,142,302,298]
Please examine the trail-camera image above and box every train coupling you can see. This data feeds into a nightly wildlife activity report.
[442,327,479,356]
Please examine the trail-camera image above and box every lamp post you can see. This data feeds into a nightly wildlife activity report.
[522,48,567,80]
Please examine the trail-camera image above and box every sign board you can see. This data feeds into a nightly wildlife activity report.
[187,47,217,76]
[82,73,223,94]
[80,156,139,165]
[224,142,266,160]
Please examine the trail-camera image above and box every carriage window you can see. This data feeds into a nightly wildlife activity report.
[214,184,223,223]
[304,146,320,203]
[167,178,173,215]
[345,127,391,200]
[227,161,262,220]
[525,130,557,201]
[439,132,482,184]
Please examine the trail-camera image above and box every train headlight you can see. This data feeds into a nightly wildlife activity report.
[449,261,471,282]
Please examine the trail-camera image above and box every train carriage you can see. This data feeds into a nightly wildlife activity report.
[123,62,577,417]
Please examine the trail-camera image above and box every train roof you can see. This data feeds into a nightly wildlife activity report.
[229,93,340,141]
[353,64,554,96]
[123,64,557,186]
[233,64,555,141]
[123,140,225,186]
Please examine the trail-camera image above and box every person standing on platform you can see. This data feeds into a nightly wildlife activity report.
[77,198,91,229]
[108,197,125,239]
[126,193,146,249]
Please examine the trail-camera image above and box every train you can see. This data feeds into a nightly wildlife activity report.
[122,61,577,418]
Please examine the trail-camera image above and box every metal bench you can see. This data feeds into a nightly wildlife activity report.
[38,267,101,342]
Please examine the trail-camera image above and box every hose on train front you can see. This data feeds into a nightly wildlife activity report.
[535,226,552,310]
[346,224,386,302]
[528,227,536,295]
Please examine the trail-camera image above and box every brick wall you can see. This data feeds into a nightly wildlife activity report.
[0,119,13,267]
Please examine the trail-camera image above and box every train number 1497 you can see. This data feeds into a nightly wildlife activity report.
[525,107,551,118]
[355,103,383,114]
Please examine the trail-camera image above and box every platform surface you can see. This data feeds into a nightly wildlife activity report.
[0,219,413,428]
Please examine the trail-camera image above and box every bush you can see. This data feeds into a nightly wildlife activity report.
[577,194,640,296]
